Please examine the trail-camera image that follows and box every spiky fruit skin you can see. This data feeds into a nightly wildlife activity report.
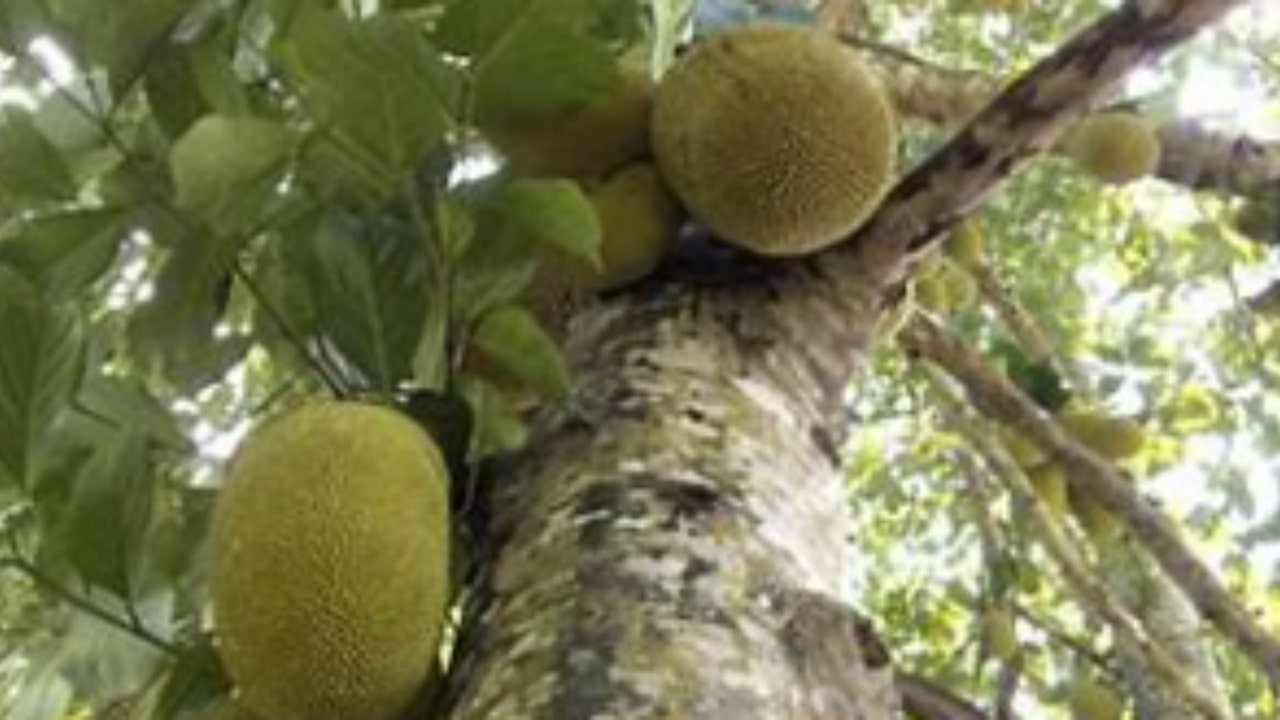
[1066,112,1160,184]
[913,276,948,313]
[210,401,450,720]
[938,261,978,310]
[580,163,683,291]
[1059,410,1146,460]
[487,70,652,179]
[652,25,897,256]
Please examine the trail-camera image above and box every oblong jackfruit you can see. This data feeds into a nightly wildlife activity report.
[1066,112,1160,185]
[486,70,652,179]
[651,25,897,256]
[210,401,450,720]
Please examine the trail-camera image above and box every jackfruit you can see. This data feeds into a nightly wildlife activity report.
[1067,672,1124,720]
[210,401,450,720]
[1027,462,1068,517]
[938,260,978,310]
[1059,410,1146,460]
[486,70,652,179]
[1066,112,1160,184]
[945,220,986,270]
[651,25,897,255]
[981,607,1020,661]
[912,276,948,313]
[578,162,683,291]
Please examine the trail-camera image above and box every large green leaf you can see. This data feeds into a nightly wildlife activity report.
[470,303,570,400]
[0,208,124,299]
[127,229,251,390]
[49,0,190,93]
[0,108,77,204]
[286,212,430,391]
[0,268,85,489]
[487,178,601,264]
[435,0,617,125]
[52,430,154,598]
[276,8,459,201]
[170,115,295,236]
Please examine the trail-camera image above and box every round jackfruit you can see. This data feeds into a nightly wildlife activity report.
[210,401,450,720]
[486,70,652,179]
[1068,673,1124,720]
[576,163,683,291]
[1066,112,1160,185]
[1059,410,1147,460]
[1069,490,1124,543]
[651,25,897,255]
[981,607,1020,661]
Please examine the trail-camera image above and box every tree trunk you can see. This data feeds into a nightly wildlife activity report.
[444,268,897,719]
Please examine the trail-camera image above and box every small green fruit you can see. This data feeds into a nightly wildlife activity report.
[1066,112,1161,185]
[982,607,1020,661]
[1068,672,1124,720]
[1027,463,1068,517]
[945,220,986,270]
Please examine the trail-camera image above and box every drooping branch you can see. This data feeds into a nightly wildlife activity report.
[900,313,1280,695]
[860,36,1280,198]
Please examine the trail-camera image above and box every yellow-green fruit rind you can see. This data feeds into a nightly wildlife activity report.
[1066,112,1160,185]
[1068,673,1124,720]
[1027,463,1068,517]
[652,25,897,255]
[938,261,978,310]
[982,608,1020,661]
[945,220,986,270]
[211,401,450,720]
[487,71,652,179]
[1059,410,1146,459]
[999,427,1046,470]
[581,163,683,291]
[912,276,948,313]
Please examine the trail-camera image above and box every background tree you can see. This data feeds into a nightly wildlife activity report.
[0,0,1277,718]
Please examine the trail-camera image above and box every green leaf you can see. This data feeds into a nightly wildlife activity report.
[436,0,617,125]
[459,377,528,457]
[150,637,230,719]
[0,0,51,56]
[470,303,570,400]
[53,430,154,597]
[128,229,250,390]
[0,108,77,203]
[0,208,124,298]
[0,267,84,488]
[277,8,459,199]
[145,35,248,139]
[49,0,190,93]
[170,115,294,236]
[286,212,430,391]
[77,374,192,453]
[489,179,601,264]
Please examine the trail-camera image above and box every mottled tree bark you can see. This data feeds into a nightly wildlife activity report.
[444,268,895,719]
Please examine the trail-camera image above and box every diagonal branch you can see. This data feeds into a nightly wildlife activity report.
[817,0,1251,284]
[859,35,1280,198]
[899,313,1280,695]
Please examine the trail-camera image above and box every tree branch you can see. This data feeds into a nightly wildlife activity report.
[818,0,1251,285]
[900,313,1280,696]
[856,35,1280,198]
